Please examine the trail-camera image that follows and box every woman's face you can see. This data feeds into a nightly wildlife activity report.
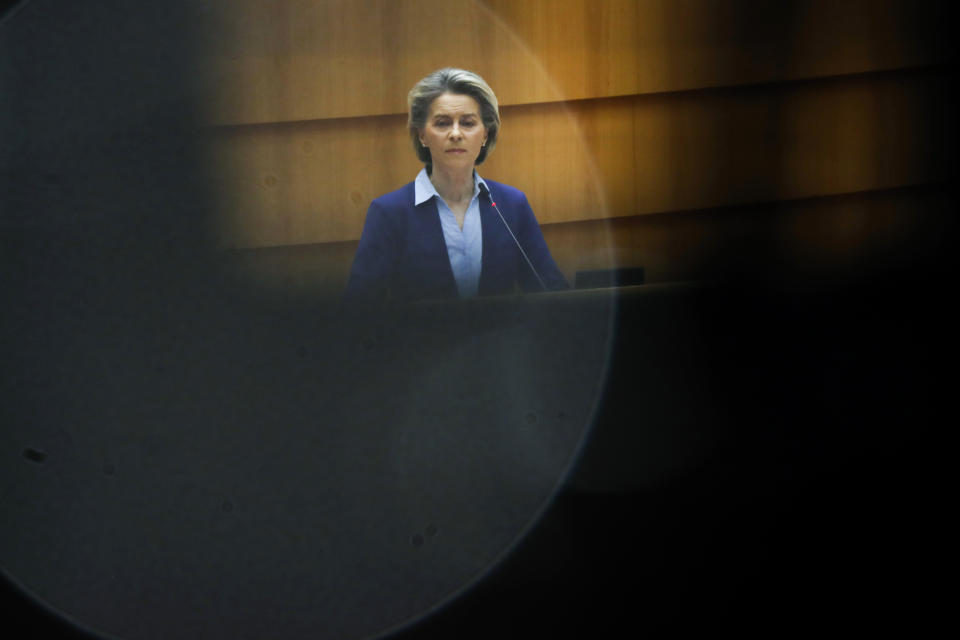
[419,92,488,174]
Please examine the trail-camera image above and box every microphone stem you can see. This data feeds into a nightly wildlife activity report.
[490,199,547,291]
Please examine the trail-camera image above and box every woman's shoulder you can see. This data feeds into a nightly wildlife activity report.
[370,181,416,209]
[481,178,526,203]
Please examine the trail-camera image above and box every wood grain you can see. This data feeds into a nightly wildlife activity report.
[222,184,955,296]
[205,67,952,248]
[196,0,952,125]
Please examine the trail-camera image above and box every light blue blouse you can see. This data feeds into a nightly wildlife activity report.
[414,168,487,298]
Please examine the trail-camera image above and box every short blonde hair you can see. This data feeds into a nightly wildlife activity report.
[407,68,500,170]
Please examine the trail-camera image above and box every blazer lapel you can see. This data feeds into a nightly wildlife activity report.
[479,195,513,295]
[414,197,458,297]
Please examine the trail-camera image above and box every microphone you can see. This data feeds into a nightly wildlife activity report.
[481,184,547,291]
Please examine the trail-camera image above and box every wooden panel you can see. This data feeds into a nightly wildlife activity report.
[222,183,954,297]
[205,114,420,249]
[627,67,953,217]
[196,0,952,125]
[541,184,956,285]
[222,240,359,297]
[481,101,609,231]
[205,67,951,248]
[204,101,597,248]
[484,0,953,103]
[197,0,560,125]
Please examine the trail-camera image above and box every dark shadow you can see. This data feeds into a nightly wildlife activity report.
[2,2,954,639]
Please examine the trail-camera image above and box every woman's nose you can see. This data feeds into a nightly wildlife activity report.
[449,123,462,139]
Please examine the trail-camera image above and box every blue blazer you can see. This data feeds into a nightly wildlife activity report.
[346,179,568,302]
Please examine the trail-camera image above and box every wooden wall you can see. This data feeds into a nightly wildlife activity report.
[198,0,955,294]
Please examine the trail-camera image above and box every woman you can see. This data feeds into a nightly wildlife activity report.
[345,68,568,302]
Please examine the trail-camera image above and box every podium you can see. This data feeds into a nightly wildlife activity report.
[2,278,939,637]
